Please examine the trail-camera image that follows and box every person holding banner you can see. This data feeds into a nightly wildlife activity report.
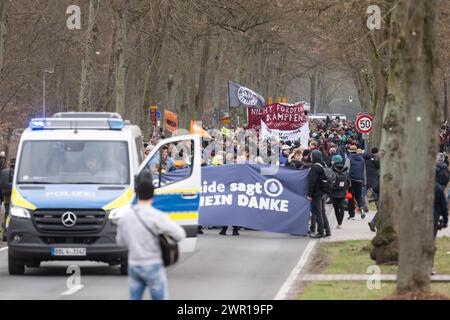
[279,145,291,166]
[307,150,331,238]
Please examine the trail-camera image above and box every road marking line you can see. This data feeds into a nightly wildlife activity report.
[61,285,84,296]
[273,204,333,300]
[273,240,317,300]
[0,246,8,252]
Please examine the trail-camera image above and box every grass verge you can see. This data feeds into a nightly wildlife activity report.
[299,237,450,300]
[299,282,450,300]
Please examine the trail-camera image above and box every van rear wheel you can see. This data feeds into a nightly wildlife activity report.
[8,253,25,275]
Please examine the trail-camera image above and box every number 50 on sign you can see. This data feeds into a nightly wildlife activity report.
[356,114,373,134]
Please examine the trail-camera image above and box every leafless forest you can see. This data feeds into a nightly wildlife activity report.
[0,0,448,145]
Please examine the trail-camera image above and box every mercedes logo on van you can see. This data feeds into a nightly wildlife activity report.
[61,211,77,227]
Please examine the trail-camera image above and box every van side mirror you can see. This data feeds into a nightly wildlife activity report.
[0,168,12,194]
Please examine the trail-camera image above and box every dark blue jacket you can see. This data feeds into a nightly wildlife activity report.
[362,153,380,188]
[349,154,365,182]
[279,153,289,166]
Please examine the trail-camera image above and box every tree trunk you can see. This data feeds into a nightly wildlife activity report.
[78,0,99,112]
[185,40,196,128]
[212,37,226,126]
[114,2,128,116]
[351,68,372,112]
[195,31,211,121]
[140,1,169,139]
[102,26,117,112]
[310,72,317,114]
[366,29,389,149]
[444,77,448,123]
[370,3,404,267]
[396,0,439,294]
[0,0,7,79]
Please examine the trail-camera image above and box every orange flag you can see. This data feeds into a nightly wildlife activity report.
[190,120,211,138]
[164,110,178,133]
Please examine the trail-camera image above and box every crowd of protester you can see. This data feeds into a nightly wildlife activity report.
[143,116,450,241]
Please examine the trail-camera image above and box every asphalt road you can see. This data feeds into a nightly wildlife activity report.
[0,230,309,300]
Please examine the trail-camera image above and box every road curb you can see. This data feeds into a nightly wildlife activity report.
[273,240,317,300]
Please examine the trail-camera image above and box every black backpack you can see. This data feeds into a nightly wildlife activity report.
[333,171,349,191]
[315,163,335,195]
[437,166,450,188]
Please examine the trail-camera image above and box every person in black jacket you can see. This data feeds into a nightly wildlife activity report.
[330,155,350,229]
[307,150,331,238]
[368,174,380,232]
[434,182,448,237]
[433,181,448,274]
[300,149,316,234]
[347,145,366,219]
[436,153,450,189]
[362,148,380,212]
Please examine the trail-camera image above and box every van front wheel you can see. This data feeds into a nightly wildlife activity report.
[8,253,25,275]
[120,263,128,276]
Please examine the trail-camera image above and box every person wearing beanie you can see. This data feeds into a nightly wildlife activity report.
[279,145,291,166]
[330,155,350,229]
[293,148,312,170]
[307,150,331,238]
[325,147,337,167]
[116,169,186,300]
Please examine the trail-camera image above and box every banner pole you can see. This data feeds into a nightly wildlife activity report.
[227,80,231,129]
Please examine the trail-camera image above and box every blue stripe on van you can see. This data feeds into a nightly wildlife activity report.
[152,193,200,213]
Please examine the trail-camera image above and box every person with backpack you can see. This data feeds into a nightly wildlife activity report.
[347,145,366,220]
[330,155,350,229]
[307,150,331,239]
[116,170,186,300]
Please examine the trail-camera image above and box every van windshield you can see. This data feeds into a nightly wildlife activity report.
[17,140,130,185]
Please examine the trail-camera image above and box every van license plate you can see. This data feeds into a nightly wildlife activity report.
[51,248,86,256]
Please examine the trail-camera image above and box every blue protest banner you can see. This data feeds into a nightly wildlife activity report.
[162,164,311,235]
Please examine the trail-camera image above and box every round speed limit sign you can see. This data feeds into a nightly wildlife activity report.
[356,114,373,133]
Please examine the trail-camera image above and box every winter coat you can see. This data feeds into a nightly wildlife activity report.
[362,153,380,188]
[279,153,289,166]
[436,162,450,188]
[349,154,365,183]
[434,182,448,231]
[372,175,380,195]
[307,151,325,198]
[331,163,350,199]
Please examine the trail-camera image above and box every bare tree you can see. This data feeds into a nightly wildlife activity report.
[0,0,7,78]
[395,0,440,294]
[113,1,128,116]
[78,0,99,112]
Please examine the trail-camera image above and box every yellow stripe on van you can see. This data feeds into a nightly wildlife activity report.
[11,188,37,210]
[167,212,199,220]
[155,188,201,195]
[102,187,134,211]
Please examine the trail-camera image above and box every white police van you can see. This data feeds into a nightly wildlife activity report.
[5,112,201,275]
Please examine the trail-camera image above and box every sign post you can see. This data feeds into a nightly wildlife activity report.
[149,105,158,127]
[355,113,373,151]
